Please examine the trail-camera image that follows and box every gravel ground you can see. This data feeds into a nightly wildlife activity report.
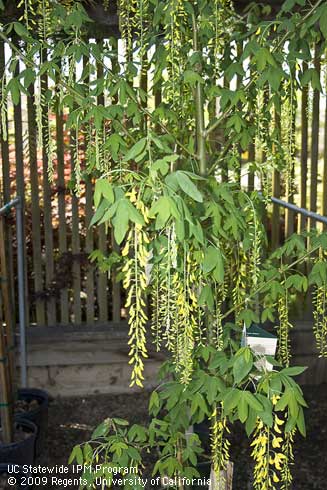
[36,385,326,489]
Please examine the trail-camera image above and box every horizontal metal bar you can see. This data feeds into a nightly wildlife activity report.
[0,197,20,216]
[271,196,327,226]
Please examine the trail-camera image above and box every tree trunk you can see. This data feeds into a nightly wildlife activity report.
[209,463,233,490]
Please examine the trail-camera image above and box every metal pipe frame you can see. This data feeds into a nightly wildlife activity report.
[271,196,327,226]
[0,196,27,387]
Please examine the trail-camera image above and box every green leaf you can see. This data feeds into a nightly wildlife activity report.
[124,200,145,225]
[183,70,204,86]
[233,350,253,384]
[212,249,224,283]
[68,445,83,464]
[90,199,111,227]
[149,391,160,411]
[275,391,290,412]
[94,179,114,208]
[205,376,223,405]
[176,171,203,202]
[127,446,141,461]
[244,392,263,412]
[92,420,110,439]
[203,245,219,274]
[245,407,257,436]
[198,285,214,311]
[296,406,306,437]
[112,203,129,244]
[255,47,276,71]
[124,138,147,162]
[255,394,273,427]
[8,78,21,105]
[13,22,30,38]
[223,388,241,414]
[280,366,307,377]
[68,445,80,464]
[149,196,171,229]
[238,393,249,423]
[112,417,129,426]
[152,159,169,176]
[320,5,327,39]
[191,392,208,416]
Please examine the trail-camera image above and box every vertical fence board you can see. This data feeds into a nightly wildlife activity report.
[0,41,15,313]
[27,86,45,325]
[70,118,82,324]
[236,42,243,185]
[85,174,95,324]
[309,48,320,230]
[323,91,327,223]
[272,110,281,249]
[41,52,56,325]
[300,63,309,232]
[83,55,95,324]
[0,41,10,204]
[96,41,108,322]
[247,142,255,192]
[285,79,296,238]
[56,87,69,324]
[221,76,229,182]
[247,66,255,192]
[111,38,121,322]
[0,217,15,401]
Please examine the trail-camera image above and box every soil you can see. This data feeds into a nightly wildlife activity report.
[39,385,327,490]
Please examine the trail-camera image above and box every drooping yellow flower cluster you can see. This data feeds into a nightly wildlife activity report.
[175,250,197,384]
[150,233,202,384]
[231,247,247,325]
[277,292,292,367]
[122,195,150,387]
[211,406,230,480]
[164,0,187,114]
[118,0,137,56]
[214,282,226,350]
[150,226,177,352]
[251,421,271,490]
[251,397,295,490]
[211,0,234,79]
[281,79,296,206]
[313,251,327,357]
[313,284,327,357]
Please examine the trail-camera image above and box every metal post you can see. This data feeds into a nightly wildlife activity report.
[0,196,27,387]
[16,199,27,387]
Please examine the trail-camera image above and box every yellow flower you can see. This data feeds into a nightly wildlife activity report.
[272,394,280,406]
[272,437,283,448]
[271,452,286,470]
[127,188,137,202]
[275,415,284,426]
[273,472,280,483]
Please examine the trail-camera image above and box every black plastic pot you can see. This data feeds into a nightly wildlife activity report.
[16,388,49,458]
[0,464,32,489]
[0,419,37,466]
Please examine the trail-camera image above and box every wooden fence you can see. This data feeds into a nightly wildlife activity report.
[0,36,326,328]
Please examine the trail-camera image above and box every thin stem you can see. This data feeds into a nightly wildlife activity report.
[221,243,321,321]
[192,13,207,176]
[204,0,324,138]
